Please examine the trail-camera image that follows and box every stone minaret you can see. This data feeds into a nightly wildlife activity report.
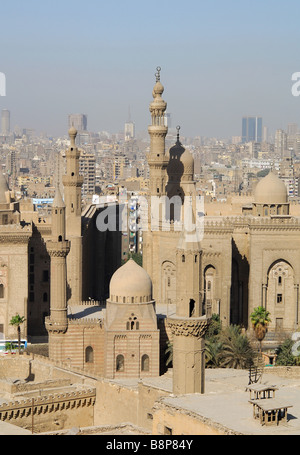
[45,187,70,360]
[167,146,211,395]
[147,67,169,198]
[62,127,83,303]
[143,68,169,279]
[176,228,202,318]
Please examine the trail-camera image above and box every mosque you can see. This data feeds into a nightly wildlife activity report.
[0,68,299,394]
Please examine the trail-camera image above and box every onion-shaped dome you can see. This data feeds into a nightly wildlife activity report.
[109,259,152,303]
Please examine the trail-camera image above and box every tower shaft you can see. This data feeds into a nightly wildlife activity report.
[62,127,83,303]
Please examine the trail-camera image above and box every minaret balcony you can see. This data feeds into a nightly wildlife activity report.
[45,316,67,334]
[62,175,84,187]
[46,240,70,257]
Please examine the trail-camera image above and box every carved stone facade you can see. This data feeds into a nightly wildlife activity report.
[143,71,300,341]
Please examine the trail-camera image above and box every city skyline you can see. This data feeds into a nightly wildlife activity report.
[1,0,300,138]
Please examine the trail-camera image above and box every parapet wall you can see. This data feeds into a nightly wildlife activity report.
[0,354,96,433]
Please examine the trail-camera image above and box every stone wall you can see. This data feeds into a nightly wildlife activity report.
[151,400,242,435]
[0,354,97,433]
[0,387,96,433]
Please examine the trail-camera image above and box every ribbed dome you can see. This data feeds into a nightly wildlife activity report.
[254,171,288,204]
[181,148,194,176]
[167,142,194,179]
[109,259,152,302]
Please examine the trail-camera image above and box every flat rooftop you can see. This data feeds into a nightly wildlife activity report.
[156,368,300,435]
[96,367,300,435]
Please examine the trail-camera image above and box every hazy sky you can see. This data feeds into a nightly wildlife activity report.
[1,0,300,138]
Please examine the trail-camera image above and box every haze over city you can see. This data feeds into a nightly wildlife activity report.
[1,0,300,138]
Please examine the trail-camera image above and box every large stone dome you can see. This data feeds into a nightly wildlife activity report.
[254,171,288,204]
[109,259,153,303]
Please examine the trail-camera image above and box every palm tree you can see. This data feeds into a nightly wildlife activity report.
[218,325,255,369]
[250,306,271,353]
[205,338,223,368]
[165,340,173,368]
[9,314,26,353]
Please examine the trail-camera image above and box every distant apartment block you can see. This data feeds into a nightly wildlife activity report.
[79,151,96,196]
[68,114,88,132]
[1,109,10,136]
[275,129,287,158]
[124,121,135,141]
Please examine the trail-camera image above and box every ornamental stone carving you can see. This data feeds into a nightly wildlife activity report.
[167,316,211,338]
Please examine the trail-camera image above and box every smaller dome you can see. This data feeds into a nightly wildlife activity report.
[181,148,194,176]
[254,171,288,204]
[68,126,77,136]
[152,81,164,97]
[109,259,152,302]
[68,126,77,147]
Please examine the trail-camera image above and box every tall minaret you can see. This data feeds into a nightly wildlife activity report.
[168,228,210,395]
[45,187,70,360]
[62,127,84,303]
[147,67,169,197]
[143,68,170,280]
[176,228,202,318]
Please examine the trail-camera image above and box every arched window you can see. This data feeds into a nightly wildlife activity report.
[141,354,150,372]
[0,284,4,299]
[182,255,185,263]
[116,354,124,372]
[85,346,94,363]
[189,299,195,317]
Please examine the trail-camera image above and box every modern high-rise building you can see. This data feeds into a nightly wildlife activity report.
[242,116,262,143]
[1,109,10,136]
[124,121,135,141]
[164,112,172,128]
[262,126,268,143]
[275,129,288,158]
[287,123,298,137]
[79,150,96,196]
[68,114,87,132]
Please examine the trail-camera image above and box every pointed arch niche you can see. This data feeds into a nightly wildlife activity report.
[203,265,217,317]
[265,260,297,332]
[162,261,176,305]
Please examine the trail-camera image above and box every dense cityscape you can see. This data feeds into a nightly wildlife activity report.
[2,0,300,441]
